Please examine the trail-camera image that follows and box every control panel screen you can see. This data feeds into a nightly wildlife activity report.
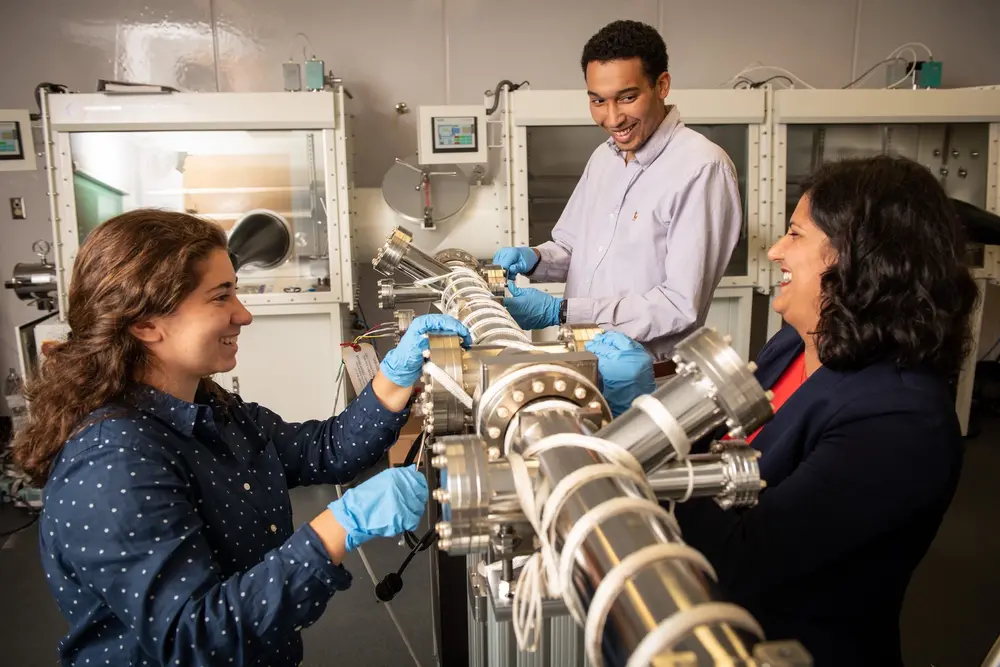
[0,121,23,160]
[432,116,478,153]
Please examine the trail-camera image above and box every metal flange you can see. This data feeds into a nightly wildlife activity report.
[428,434,492,554]
[377,279,395,309]
[671,326,773,440]
[476,362,611,453]
[556,324,603,352]
[420,335,469,436]
[434,248,480,270]
[479,264,506,297]
[372,227,412,275]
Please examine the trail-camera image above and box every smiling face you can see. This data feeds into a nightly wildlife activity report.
[585,57,670,154]
[768,194,837,337]
[132,248,253,394]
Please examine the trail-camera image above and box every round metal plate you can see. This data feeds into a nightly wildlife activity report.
[672,327,773,438]
[381,160,470,225]
[475,363,611,453]
[434,248,479,269]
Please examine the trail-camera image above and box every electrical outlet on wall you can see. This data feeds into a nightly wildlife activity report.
[9,197,25,219]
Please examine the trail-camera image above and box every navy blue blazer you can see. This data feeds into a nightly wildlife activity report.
[674,325,962,667]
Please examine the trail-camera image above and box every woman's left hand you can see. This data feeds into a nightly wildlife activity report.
[379,314,472,388]
[585,331,656,417]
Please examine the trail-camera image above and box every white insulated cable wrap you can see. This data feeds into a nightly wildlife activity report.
[507,429,758,665]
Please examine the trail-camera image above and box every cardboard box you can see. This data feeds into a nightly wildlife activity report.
[389,411,425,467]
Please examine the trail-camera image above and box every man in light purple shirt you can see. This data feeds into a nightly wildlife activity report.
[494,20,743,363]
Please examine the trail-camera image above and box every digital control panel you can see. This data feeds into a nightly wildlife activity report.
[418,105,488,165]
[0,121,24,160]
[432,116,478,153]
[0,110,35,172]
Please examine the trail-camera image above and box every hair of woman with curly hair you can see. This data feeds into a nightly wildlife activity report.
[803,154,980,377]
[11,209,229,486]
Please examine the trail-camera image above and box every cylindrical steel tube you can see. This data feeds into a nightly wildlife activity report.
[596,373,725,472]
[647,454,732,499]
[478,450,760,521]
[372,227,452,282]
[597,330,772,474]
[5,261,57,303]
[378,279,440,308]
[372,226,528,346]
[399,247,451,282]
[514,407,758,667]
[647,448,762,508]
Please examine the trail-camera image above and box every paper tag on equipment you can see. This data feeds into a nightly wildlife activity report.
[343,343,380,394]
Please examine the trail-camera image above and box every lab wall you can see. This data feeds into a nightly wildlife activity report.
[2,0,999,401]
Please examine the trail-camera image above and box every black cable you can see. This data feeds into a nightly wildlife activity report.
[980,336,1000,363]
[402,430,425,467]
[402,430,429,550]
[733,75,794,89]
[376,429,437,600]
[375,527,438,602]
[486,79,530,115]
[0,492,40,538]
[96,79,180,94]
[31,82,69,120]
[0,511,38,538]
[754,75,794,88]
[842,56,908,89]
[396,528,437,574]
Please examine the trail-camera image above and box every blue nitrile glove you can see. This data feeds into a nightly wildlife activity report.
[585,331,656,417]
[504,280,562,330]
[328,465,428,552]
[493,247,539,278]
[379,314,473,387]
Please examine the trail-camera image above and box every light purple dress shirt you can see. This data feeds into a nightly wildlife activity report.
[531,105,743,360]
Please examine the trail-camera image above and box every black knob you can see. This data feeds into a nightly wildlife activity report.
[375,572,404,602]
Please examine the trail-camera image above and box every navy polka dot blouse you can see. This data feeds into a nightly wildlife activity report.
[39,380,408,666]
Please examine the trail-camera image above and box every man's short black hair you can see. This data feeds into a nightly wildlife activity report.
[580,20,668,85]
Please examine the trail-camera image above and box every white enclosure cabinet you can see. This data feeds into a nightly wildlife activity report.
[36,90,357,427]
[213,303,348,423]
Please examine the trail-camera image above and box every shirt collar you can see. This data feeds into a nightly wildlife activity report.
[605,104,681,167]
[123,382,212,437]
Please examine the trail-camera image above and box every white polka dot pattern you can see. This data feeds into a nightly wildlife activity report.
[39,381,409,666]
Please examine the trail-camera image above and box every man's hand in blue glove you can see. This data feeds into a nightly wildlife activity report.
[379,314,473,388]
[328,465,428,552]
[492,247,539,278]
[585,331,656,417]
[504,280,562,331]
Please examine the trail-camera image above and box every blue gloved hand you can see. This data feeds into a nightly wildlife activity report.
[585,331,656,417]
[380,314,473,387]
[492,247,539,278]
[504,280,562,330]
[328,465,428,552]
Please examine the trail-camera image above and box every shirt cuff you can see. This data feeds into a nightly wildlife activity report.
[286,523,353,593]
[531,242,568,282]
[566,297,595,325]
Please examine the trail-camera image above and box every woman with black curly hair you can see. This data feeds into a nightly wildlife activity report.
[588,154,979,666]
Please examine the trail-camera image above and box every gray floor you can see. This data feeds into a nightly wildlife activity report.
[3,416,1000,667]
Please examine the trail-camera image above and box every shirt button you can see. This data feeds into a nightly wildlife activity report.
[244,483,251,491]
[270,524,278,533]
[597,246,604,253]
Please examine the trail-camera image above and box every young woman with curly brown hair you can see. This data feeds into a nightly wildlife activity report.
[12,209,470,666]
